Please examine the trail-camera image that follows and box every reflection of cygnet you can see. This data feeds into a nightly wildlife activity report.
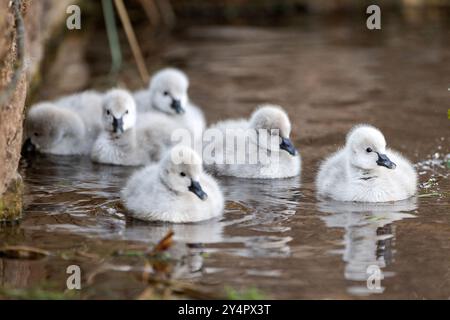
[91,89,177,166]
[134,68,206,144]
[203,105,301,179]
[24,91,103,155]
[318,199,417,226]
[124,220,225,244]
[121,146,224,223]
[316,125,417,202]
[318,199,417,287]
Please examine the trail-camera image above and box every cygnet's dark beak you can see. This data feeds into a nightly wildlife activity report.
[376,152,396,169]
[171,99,185,114]
[112,117,124,134]
[188,179,208,200]
[21,138,36,156]
[280,137,297,156]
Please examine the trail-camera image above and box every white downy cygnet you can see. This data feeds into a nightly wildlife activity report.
[203,104,301,179]
[121,145,224,223]
[133,68,205,143]
[91,88,178,166]
[316,124,418,202]
[24,91,103,155]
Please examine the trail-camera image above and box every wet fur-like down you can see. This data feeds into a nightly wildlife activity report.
[91,89,179,166]
[121,146,224,223]
[316,124,417,202]
[25,91,104,155]
[133,68,205,144]
[204,105,301,179]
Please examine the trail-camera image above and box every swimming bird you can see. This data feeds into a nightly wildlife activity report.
[203,104,301,179]
[316,124,418,202]
[121,145,224,223]
[133,68,205,144]
[24,91,103,155]
[91,88,179,166]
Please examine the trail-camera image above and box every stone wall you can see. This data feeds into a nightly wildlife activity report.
[0,0,73,221]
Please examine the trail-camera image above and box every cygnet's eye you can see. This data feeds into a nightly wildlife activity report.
[125,110,129,114]
[163,91,169,96]
[34,132,39,137]
[366,147,373,153]
[106,110,110,115]
[180,172,186,177]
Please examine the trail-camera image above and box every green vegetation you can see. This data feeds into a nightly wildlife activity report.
[0,176,23,222]
[225,286,267,300]
[0,285,79,300]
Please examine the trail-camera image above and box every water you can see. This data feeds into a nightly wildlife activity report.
[1,13,450,299]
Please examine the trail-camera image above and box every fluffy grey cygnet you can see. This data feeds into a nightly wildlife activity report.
[203,104,301,179]
[91,88,179,166]
[25,91,103,155]
[134,68,205,144]
[121,145,224,223]
[316,124,418,202]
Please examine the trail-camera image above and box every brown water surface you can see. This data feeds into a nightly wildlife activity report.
[1,14,449,299]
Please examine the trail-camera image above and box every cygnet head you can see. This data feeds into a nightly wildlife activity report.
[24,102,83,152]
[102,89,136,136]
[249,104,298,156]
[345,124,396,171]
[160,145,208,201]
[148,68,189,115]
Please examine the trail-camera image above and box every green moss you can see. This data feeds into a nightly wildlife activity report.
[0,176,23,222]
[225,286,267,300]
[0,286,79,300]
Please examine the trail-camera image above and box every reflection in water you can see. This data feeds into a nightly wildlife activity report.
[318,199,417,295]
[21,156,301,249]
[125,219,225,244]
[16,154,302,283]
[221,176,301,231]
[6,14,450,297]
[218,176,301,257]
[0,258,47,289]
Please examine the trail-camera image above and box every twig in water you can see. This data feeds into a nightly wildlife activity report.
[0,245,49,260]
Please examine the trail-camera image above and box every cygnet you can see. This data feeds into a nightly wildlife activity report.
[24,91,103,155]
[203,104,301,179]
[316,124,418,202]
[134,68,205,144]
[91,88,178,166]
[121,145,224,223]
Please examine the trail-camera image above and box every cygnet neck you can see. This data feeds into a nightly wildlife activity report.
[109,127,137,146]
[60,111,85,137]
[158,169,180,196]
[346,157,380,181]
